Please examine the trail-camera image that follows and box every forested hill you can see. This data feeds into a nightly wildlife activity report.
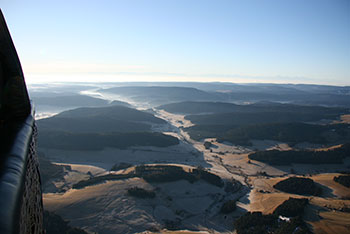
[158,101,348,116]
[31,94,110,107]
[37,105,179,150]
[248,143,350,165]
[99,86,224,105]
[186,110,344,126]
[38,105,166,133]
[173,101,350,147]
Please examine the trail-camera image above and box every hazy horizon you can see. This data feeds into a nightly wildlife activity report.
[24,74,350,86]
[26,79,350,87]
[2,0,350,86]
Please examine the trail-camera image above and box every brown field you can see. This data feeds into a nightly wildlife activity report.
[43,109,350,234]
[314,144,343,152]
[334,114,350,124]
[310,173,350,198]
[44,173,231,234]
[239,174,350,234]
[311,211,350,234]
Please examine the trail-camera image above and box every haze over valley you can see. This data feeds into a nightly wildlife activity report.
[29,82,350,234]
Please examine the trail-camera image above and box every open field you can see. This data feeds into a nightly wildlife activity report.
[334,114,350,124]
[42,107,350,234]
[41,140,210,171]
[311,211,350,234]
[238,174,350,234]
[44,176,238,234]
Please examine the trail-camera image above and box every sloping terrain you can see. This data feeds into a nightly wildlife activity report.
[37,105,178,150]
[158,101,348,116]
[44,165,243,234]
[39,105,165,132]
[100,86,225,106]
[240,174,350,234]
[31,94,110,107]
[34,83,350,234]
[249,143,350,165]
[186,109,346,125]
[171,102,350,147]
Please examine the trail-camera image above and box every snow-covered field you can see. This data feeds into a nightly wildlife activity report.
[38,89,350,234]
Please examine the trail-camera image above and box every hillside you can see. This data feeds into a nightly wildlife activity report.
[186,122,350,147]
[38,131,179,150]
[220,84,350,107]
[33,82,350,234]
[109,100,132,107]
[98,83,350,107]
[173,101,350,147]
[248,142,350,165]
[31,94,110,107]
[186,110,345,126]
[216,123,349,146]
[72,165,223,189]
[99,86,224,105]
[56,105,164,122]
[158,101,347,116]
[37,105,178,150]
[38,105,166,133]
[157,101,242,114]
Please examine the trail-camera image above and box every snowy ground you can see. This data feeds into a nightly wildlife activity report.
[40,90,350,234]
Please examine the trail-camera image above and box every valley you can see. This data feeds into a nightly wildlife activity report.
[30,83,350,234]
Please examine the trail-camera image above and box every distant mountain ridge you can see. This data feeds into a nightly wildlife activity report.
[158,101,347,117]
[32,94,109,107]
[99,86,224,105]
[99,84,350,107]
[93,82,350,94]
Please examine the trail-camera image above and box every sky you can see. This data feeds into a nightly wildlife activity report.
[1,0,350,85]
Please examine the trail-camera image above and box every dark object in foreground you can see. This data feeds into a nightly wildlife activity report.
[273,177,322,196]
[0,10,43,234]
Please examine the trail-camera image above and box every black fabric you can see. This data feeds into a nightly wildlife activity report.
[0,9,31,124]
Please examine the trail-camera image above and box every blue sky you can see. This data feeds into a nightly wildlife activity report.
[1,0,349,85]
